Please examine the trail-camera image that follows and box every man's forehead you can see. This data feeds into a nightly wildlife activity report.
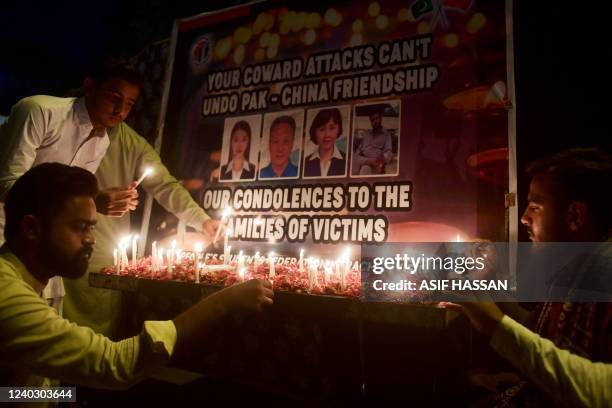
[270,122,294,136]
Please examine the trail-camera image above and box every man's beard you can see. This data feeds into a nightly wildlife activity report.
[40,242,92,279]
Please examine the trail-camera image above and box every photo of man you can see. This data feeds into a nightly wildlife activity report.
[350,101,401,177]
[259,110,304,180]
[219,115,261,182]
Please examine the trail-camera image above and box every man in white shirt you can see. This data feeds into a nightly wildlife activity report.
[0,61,145,314]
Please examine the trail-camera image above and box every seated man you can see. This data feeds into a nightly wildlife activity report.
[352,108,393,175]
[0,163,273,388]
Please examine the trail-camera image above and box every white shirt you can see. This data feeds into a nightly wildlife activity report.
[0,96,110,307]
[224,159,251,180]
[308,145,343,177]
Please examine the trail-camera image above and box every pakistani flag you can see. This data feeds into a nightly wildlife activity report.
[410,0,434,19]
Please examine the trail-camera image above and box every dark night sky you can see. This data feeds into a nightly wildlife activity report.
[1,1,610,157]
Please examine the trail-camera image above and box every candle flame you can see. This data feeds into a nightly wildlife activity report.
[194,242,204,253]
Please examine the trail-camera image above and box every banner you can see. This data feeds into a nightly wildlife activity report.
[150,0,513,260]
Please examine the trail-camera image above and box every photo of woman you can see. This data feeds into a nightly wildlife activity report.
[219,119,258,181]
[302,107,349,178]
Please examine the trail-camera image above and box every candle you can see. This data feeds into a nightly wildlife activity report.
[194,241,203,284]
[341,248,350,291]
[170,240,177,265]
[213,207,233,244]
[268,252,275,277]
[323,260,332,285]
[298,248,305,273]
[152,241,158,272]
[131,235,138,263]
[158,248,164,272]
[224,228,232,255]
[113,248,119,274]
[254,251,261,268]
[238,267,246,282]
[134,167,153,187]
[238,250,245,270]
[224,245,232,264]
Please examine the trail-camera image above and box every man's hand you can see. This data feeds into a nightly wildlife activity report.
[95,182,138,217]
[201,218,221,243]
[211,279,274,313]
[439,301,504,337]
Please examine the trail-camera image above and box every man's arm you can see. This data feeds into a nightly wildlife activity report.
[1,271,272,388]
[136,140,210,230]
[0,276,169,389]
[443,302,612,408]
[491,315,612,408]
[382,131,393,164]
[0,98,47,200]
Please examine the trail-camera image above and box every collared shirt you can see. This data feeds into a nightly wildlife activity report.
[63,122,210,337]
[356,128,393,163]
[259,161,298,178]
[0,96,111,306]
[307,145,343,177]
[224,159,251,181]
[0,248,177,388]
[490,315,612,407]
[0,96,109,200]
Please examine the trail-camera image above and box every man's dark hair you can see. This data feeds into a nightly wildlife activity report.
[309,108,343,144]
[4,163,98,243]
[270,115,296,136]
[87,58,144,89]
[526,148,612,236]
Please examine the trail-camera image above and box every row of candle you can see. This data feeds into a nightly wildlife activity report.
[112,235,352,290]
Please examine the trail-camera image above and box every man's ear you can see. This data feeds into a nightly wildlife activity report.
[83,77,95,97]
[566,201,589,231]
[21,215,42,241]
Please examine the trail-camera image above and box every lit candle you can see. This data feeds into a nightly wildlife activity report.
[170,240,177,265]
[194,241,203,284]
[268,252,275,277]
[254,251,261,268]
[298,248,305,273]
[213,207,233,244]
[132,235,138,263]
[134,167,153,187]
[323,260,332,285]
[238,250,245,270]
[152,241,158,272]
[224,245,232,264]
[158,248,164,273]
[341,248,350,291]
[239,267,246,282]
[224,228,232,255]
[113,248,119,274]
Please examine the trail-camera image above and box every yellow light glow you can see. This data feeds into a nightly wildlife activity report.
[324,8,342,27]
[233,44,245,65]
[350,33,363,47]
[305,12,321,29]
[254,48,265,62]
[259,31,271,48]
[467,12,486,34]
[443,33,459,48]
[269,33,280,48]
[397,8,414,22]
[280,21,291,35]
[214,37,232,60]
[266,45,278,59]
[303,29,316,45]
[375,14,389,30]
[352,19,363,33]
[417,21,430,34]
[253,13,268,34]
[234,26,252,44]
[368,2,381,17]
[292,11,306,32]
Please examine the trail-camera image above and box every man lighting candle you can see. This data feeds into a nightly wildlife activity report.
[0,163,274,389]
